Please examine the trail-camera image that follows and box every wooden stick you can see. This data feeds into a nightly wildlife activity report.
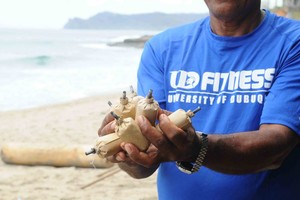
[81,166,121,189]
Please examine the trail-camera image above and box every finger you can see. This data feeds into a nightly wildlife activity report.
[137,115,173,152]
[158,114,188,147]
[121,143,159,168]
[106,152,122,163]
[98,120,116,136]
[106,151,134,164]
[115,151,127,162]
[157,108,172,119]
[98,112,115,136]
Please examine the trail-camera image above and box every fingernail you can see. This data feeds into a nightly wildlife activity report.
[116,155,123,161]
[110,121,116,129]
[120,142,125,149]
[138,115,145,122]
[159,114,167,120]
[124,144,133,154]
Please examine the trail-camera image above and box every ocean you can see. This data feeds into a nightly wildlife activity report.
[0,29,159,111]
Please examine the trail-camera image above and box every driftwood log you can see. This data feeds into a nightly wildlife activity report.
[1,143,113,168]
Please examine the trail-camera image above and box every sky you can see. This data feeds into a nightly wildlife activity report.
[0,0,208,29]
[0,0,281,29]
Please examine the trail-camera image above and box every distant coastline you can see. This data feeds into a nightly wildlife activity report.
[64,12,207,48]
[64,11,207,30]
[108,35,153,48]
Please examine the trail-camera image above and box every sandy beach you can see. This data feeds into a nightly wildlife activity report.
[0,94,157,200]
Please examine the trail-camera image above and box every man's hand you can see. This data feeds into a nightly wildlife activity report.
[134,114,200,164]
[97,109,201,178]
[97,111,160,178]
[113,112,201,168]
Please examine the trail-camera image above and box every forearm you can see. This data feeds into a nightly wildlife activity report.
[203,125,299,174]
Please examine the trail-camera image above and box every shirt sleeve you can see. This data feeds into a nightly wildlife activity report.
[260,40,300,135]
[137,39,166,109]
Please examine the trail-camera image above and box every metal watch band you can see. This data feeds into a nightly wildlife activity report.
[191,133,208,173]
[176,132,208,174]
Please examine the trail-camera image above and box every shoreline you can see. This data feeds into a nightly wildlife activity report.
[0,91,124,114]
[0,93,157,200]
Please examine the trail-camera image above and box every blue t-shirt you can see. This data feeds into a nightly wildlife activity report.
[137,10,300,200]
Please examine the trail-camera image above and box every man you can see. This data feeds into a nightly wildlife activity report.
[99,1,300,199]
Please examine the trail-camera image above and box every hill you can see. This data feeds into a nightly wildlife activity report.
[64,12,207,30]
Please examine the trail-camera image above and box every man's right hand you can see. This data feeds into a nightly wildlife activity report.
[97,112,158,179]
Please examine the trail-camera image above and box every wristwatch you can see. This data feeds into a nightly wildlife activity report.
[176,132,208,174]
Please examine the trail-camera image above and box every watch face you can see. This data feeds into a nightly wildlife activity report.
[176,161,193,174]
